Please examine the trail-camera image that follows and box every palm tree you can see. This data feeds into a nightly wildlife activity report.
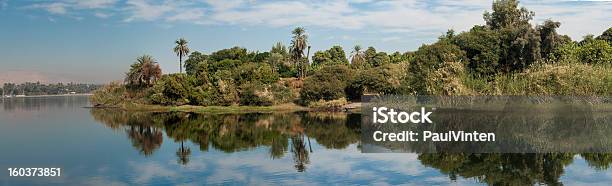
[173,38,190,73]
[350,45,365,68]
[289,27,308,79]
[125,55,162,87]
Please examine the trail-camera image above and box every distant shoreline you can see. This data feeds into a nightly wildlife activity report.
[1,93,92,98]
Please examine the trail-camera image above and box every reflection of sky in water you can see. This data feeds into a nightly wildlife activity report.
[2,96,612,185]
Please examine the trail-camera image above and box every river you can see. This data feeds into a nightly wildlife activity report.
[1,96,611,185]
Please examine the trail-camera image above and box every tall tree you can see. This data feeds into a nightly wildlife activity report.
[290,27,308,79]
[537,20,563,59]
[173,38,190,73]
[125,55,162,87]
[484,0,540,72]
[484,0,533,30]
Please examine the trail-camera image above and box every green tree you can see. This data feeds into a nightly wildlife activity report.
[209,46,248,62]
[371,52,390,67]
[537,20,567,59]
[580,34,596,45]
[484,0,533,30]
[299,65,353,104]
[311,45,349,68]
[290,27,309,79]
[173,38,190,73]
[184,51,208,75]
[125,55,162,87]
[364,46,377,67]
[596,27,612,43]
[452,25,501,76]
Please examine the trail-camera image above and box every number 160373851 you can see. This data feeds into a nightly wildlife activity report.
[8,168,61,177]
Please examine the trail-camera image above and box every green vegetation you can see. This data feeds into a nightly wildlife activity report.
[2,82,101,96]
[92,0,611,111]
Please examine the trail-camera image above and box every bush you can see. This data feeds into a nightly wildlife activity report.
[299,65,353,104]
[308,98,348,111]
[578,40,612,65]
[238,82,274,106]
[270,83,295,104]
[90,82,127,106]
[149,74,197,105]
[346,62,407,100]
[407,41,468,95]
[424,61,473,95]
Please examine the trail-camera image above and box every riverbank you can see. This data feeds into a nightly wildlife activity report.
[2,93,93,98]
[103,102,312,114]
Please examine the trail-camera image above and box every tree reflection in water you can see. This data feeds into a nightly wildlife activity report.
[90,109,612,184]
[176,141,191,165]
[291,135,310,172]
[418,153,574,185]
[90,109,360,172]
[126,125,163,156]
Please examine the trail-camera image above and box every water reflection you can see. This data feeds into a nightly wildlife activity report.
[89,109,612,185]
[90,109,361,172]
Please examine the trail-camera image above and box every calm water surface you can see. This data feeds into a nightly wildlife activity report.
[1,96,612,185]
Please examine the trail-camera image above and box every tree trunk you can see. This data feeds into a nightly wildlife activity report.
[304,46,311,79]
[179,55,183,73]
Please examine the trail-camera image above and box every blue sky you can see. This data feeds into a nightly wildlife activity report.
[0,0,610,84]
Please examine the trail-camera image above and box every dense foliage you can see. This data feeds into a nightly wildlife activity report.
[92,0,611,108]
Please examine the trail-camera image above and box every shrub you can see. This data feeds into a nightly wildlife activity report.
[424,61,473,95]
[307,98,348,111]
[90,82,127,106]
[299,65,353,104]
[407,41,468,95]
[270,83,295,104]
[346,63,407,100]
[149,74,197,105]
[578,40,612,65]
[238,82,274,106]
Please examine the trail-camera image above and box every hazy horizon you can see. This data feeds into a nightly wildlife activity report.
[1,0,610,84]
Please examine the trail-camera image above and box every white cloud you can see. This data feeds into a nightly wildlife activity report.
[20,0,612,40]
[28,0,118,15]
[124,0,174,22]
[72,0,118,9]
[45,3,68,14]
[205,0,249,11]
[525,1,612,39]
[166,8,205,22]
[94,12,112,18]
[128,161,178,184]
